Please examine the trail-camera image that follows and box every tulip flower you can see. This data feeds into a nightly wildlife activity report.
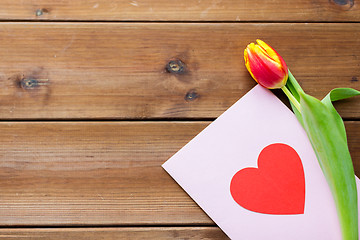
[244,39,360,240]
[244,39,288,89]
[244,40,301,112]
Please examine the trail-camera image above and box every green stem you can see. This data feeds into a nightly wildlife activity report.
[281,85,301,113]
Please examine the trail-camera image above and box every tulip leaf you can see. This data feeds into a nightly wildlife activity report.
[321,88,360,144]
[323,88,360,103]
[289,101,303,127]
[286,79,300,102]
[285,71,305,126]
[299,91,358,240]
[286,83,303,125]
[286,70,304,102]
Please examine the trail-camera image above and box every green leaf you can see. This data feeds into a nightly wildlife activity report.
[285,71,305,126]
[321,88,360,144]
[299,91,358,240]
[289,101,303,127]
[287,70,304,102]
[286,77,300,102]
[323,88,360,102]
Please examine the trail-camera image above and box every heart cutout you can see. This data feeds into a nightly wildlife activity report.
[230,143,305,215]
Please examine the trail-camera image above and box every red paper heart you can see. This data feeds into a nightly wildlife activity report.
[230,143,305,215]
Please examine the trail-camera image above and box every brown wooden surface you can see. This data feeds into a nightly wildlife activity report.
[0,23,359,120]
[0,0,358,22]
[0,227,228,240]
[0,0,359,238]
[0,121,358,227]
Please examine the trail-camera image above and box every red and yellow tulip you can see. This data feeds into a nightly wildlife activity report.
[244,39,360,240]
[244,39,288,89]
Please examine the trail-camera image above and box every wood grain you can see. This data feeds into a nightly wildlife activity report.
[0,227,228,240]
[0,23,359,120]
[0,121,358,226]
[0,0,358,22]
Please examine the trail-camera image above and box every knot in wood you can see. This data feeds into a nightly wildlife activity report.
[35,8,49,16]
[166,59,186,74]
[21,78,49,90]
[185,90,199,101]
[35,9,43,16]
[21,78,38,89]
[330,0,354,9]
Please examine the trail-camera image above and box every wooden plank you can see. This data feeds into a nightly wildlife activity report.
[0,121,359,226]
[0,0,358,22]
[0,122,210,226]
[0,227,228,240]
[0,23,359,120]
[0,23,360,119]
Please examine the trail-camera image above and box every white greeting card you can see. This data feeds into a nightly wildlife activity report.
[162,85,360,239]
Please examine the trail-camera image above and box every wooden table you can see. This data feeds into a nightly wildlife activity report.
[0,0,359,239]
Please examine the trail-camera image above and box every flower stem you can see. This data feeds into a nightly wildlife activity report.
[281,85,301,113]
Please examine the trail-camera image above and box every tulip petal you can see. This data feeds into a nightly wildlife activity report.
[256,39,288,74]
[244,45,257,81]
[246,45,287,89]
